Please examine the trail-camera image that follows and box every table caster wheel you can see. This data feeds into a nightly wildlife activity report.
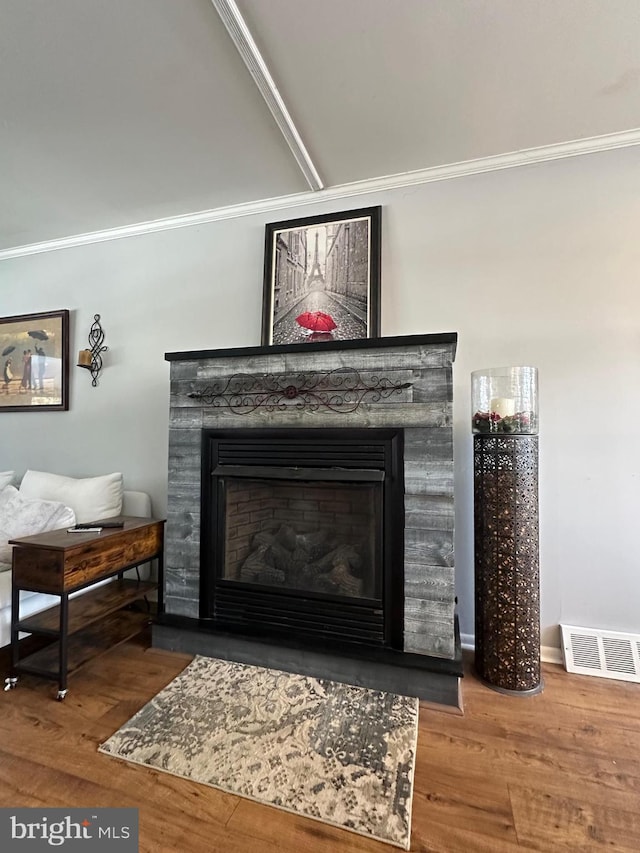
[56,689,67,701]
[4,676,18,692]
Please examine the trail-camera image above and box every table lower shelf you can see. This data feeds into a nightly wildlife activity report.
[18,579,156,636]
[15,608,151,680]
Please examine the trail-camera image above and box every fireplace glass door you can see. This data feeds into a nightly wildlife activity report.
[222,477,382,601]
[201,428,404,648]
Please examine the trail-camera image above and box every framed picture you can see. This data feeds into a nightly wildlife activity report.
[0,309,69,412]
[261,206,381,346]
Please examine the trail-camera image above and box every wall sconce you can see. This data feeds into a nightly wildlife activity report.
[77,314,108,387]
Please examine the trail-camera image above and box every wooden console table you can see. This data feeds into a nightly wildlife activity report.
[4,516,164,700]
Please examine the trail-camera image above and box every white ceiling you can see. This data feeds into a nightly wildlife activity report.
[1,0,639,253]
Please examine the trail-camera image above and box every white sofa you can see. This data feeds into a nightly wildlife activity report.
[0,471,152,649]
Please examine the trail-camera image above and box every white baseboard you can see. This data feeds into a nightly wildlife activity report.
[460,633,564,666]
[460,633,475,651]
[541,645,564,665]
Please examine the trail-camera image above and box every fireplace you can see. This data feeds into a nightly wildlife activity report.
[201,428,404,649]
[155,333,461,705]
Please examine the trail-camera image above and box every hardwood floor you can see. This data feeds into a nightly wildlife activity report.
[1,634,639,852]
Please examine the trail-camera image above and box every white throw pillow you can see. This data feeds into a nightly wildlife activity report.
[0,471,15,490]
[19,470,123,523]
[0,485,76,564]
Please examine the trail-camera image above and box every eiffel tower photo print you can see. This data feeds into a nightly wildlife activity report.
[261,207,381,346]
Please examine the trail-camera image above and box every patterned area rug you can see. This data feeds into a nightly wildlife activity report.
[99,655,419,849]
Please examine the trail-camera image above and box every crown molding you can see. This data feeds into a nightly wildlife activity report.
[210,0,323,192]
[1,128,639,262]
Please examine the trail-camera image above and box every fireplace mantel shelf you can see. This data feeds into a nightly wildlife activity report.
[165,332,458,363]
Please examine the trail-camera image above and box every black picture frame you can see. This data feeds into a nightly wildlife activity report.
[0,309,70,412]
[261,206,381,346]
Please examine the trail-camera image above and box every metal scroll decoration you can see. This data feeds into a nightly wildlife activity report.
[86,314,108,387]
[187,367,412,414]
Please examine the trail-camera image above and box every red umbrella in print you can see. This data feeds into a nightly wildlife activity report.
[295,311,337,333]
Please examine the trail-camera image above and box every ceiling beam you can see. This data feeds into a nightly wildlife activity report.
[211,0,323,192]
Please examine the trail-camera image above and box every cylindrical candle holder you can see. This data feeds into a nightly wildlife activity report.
[472,367,542,695]
[77,349,92,368]
[471,365,537,435]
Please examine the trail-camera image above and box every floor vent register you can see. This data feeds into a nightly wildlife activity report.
[561,624,640,684]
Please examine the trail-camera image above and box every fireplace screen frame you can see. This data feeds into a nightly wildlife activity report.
[200,427,405,650]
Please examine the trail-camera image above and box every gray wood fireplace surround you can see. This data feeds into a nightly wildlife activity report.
[154,333,461,706]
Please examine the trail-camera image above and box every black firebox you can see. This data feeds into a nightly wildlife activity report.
[200,428,404,650]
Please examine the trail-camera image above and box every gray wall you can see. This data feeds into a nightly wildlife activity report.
[1,144,639,652]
